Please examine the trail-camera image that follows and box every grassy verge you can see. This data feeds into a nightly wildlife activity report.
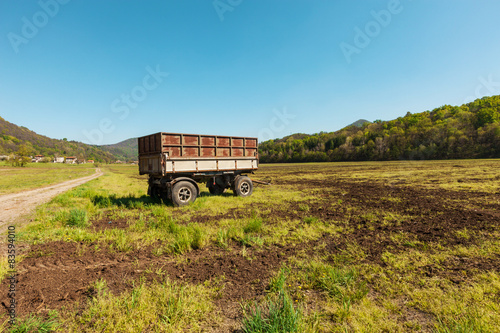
[0,162,96,194]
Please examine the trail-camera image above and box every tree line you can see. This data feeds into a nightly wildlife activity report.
[258,95,500,163]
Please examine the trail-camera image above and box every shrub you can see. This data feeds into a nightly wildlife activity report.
[66,209,89,228]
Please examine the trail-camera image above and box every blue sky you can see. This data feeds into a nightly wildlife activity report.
[1,0,500,144]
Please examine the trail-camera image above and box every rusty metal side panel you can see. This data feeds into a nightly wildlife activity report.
[145,136,150,153]
[149,134,155,153]
[201,136,215,146]
[155,133,162,152]
[162,134,181,145]
[140,133,259,159]
[232,138,243,147]
[216,137,230,147]
[201,147,215,157]
[233,148,244,157]
[165,146,181,157]
[217,148,230,157]
[245,148,257,157]
[138,137,144,154]
[138,133,162,155]
[183,135,199,146]
[245,138,257,148]
[182,147,199,157]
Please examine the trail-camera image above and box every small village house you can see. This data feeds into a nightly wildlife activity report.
[34,155,44,162]
[54,157,64,163]
[65,156,77,164]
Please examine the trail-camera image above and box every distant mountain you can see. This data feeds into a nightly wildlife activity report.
[259,95,500,162]
[347,119,371,128]
[99,138,138,161]
[0,116,115,162]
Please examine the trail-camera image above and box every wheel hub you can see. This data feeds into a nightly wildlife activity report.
[178,187,191,202]
[240,182,249,195]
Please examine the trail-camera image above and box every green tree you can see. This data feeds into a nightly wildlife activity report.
[475,107,500,128]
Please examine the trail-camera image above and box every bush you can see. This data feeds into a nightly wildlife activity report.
[8,156,31,167]
[66,209,89,228]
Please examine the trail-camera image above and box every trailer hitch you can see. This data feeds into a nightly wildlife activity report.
[250,178,271,186]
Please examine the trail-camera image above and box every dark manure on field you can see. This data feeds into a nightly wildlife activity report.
[0,241,295,318]
[91,214,130,231]
[269,178,500,264]
[419,254,500,284]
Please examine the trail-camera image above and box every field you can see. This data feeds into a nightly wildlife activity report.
[0,162,95,194]
[1,160,499,332]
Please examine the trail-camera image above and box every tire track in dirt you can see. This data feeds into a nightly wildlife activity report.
[0,168,103,234]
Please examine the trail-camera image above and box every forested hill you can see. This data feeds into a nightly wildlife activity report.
[258,95,500,163]
[99,138,138,162]
[0,116,115,162]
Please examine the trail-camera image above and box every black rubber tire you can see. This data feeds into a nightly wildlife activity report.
[234,176,253,197]
[207,181,225,195]
[149,185,161,200]
[171,181,197,206]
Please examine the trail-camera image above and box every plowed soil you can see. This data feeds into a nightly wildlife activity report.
[1,241,296,318]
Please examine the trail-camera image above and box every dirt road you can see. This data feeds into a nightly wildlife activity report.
[0,168,103,234]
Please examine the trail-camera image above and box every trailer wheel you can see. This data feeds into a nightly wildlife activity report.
[207,181,225,195]
[234,176,253,197]
[149,185,161,200]
[172,181,197,206]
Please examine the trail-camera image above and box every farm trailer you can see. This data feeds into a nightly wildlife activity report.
[138,132,259,206]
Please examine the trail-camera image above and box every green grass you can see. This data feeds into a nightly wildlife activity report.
[243,217,263,234]
[7,310,60,333]
[304,261,368,304]
[0,163,96,194]
[243,268,302,333]
[242,290,302,333]
[63,279,218,332]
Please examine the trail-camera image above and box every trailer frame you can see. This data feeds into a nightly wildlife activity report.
[138,132,258,206]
